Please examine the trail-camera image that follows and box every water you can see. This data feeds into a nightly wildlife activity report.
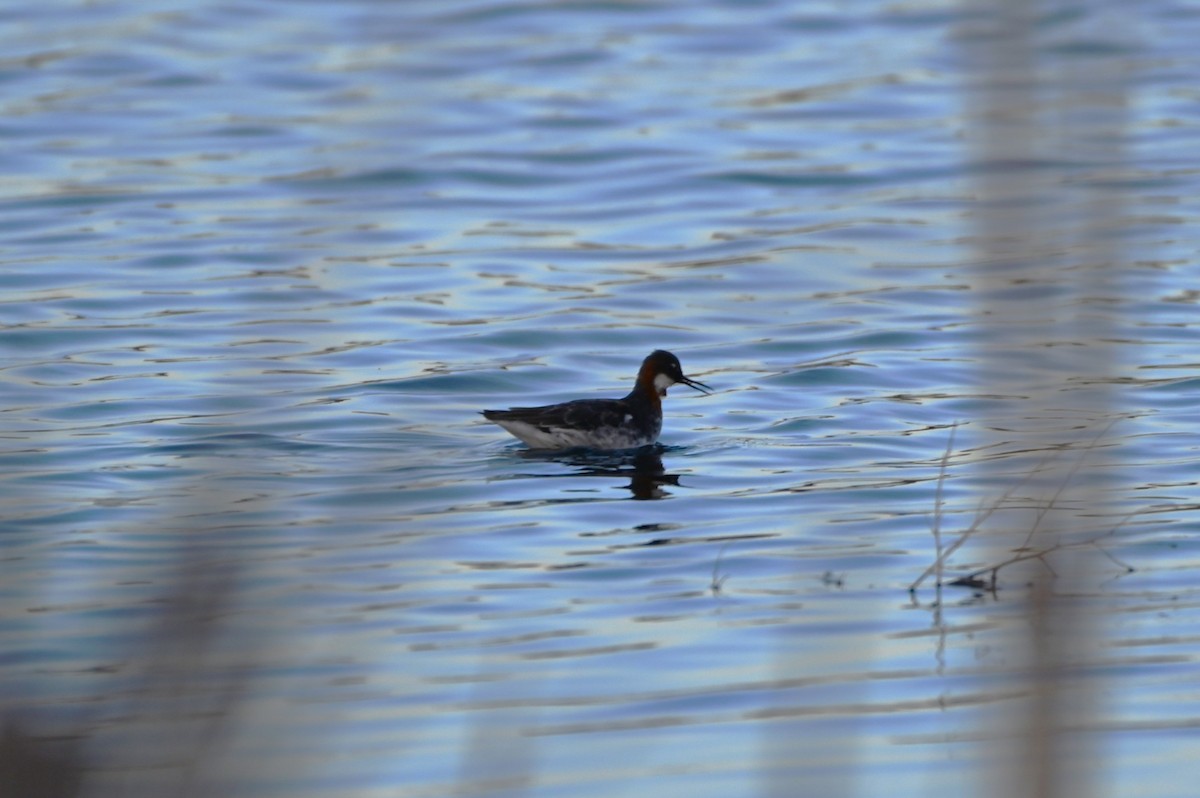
[2,1,1199,796]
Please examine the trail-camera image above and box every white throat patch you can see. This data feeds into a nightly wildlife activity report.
[653,372,675,397]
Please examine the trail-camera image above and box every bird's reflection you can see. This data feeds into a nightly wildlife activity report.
[519,444,681,500]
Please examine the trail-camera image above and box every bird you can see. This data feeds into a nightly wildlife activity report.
[481,350,711,450]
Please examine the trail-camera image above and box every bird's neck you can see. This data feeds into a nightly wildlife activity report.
[625,365,663,411]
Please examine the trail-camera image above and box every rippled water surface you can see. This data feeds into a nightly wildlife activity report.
[3,2,1199,796]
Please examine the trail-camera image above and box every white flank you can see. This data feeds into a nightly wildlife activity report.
[491,418,656,451]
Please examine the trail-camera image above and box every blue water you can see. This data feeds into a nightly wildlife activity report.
[2,1,1199,796]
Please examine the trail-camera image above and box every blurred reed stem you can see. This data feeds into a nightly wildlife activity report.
[960,0,1133,796]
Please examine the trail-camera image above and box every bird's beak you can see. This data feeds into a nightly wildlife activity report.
[679,375,712,395]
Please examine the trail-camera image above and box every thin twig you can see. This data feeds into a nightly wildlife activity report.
[952,543,1064,588]
[930,422,958,592]
[1020,416,1121,549]
[911,418,1133,594]
[710,543,730,594]
[910,464,1037,592]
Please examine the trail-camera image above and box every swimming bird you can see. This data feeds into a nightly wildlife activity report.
[481,350,711,450]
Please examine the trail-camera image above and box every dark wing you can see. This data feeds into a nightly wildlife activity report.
[482,399,629,432]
